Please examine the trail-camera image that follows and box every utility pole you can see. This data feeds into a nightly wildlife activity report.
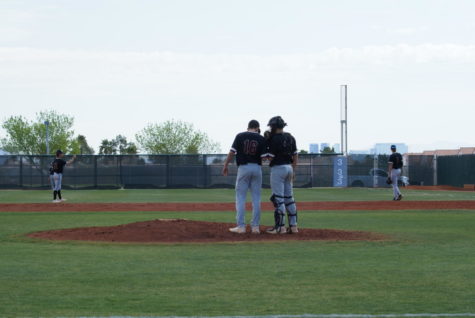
[340,85,348,155]
[44,121,50,155]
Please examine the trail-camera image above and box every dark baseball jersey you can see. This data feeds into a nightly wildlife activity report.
[230,132,267,166]
[52,158,67,173]
[267,132,298,167]
[389,152,403,169]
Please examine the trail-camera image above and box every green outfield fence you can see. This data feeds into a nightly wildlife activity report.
[0,154,472,189]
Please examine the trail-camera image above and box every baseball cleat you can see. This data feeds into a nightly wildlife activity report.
[251,226,260,234]
[60,198,67,202]
[397,194,403,201]
[52,199,61,203]
[266,226,287,234]
[289,226,299,234]
[229,226,246,234]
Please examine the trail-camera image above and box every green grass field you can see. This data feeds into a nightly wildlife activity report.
[0,187,474,203]
[0,188,474,317]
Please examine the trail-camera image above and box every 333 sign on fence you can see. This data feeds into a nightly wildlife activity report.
[333,156,348,187]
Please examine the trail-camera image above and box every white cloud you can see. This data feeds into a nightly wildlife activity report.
[0,43,474,81]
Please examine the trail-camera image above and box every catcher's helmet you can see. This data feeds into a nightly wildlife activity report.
[267,116,287,129]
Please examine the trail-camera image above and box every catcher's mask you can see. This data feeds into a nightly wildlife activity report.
[267,116,287,129]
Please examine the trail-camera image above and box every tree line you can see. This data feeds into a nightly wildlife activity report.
[0,110,221,155]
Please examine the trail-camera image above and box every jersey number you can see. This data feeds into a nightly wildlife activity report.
[243,140,258,155]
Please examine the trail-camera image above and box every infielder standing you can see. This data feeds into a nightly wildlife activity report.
[222,120,267,234]
[50,150,76,203]
[265,116,299,234]
[388,144,403,201]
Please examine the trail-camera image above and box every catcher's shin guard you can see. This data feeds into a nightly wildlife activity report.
[285,199,298,226]
[270,193,285,208]
[273,208,286,231]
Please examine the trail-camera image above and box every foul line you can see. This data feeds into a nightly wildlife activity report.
[74,313,475,318]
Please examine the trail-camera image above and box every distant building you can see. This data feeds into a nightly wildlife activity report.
[333,143,341,153]
[407,147,475,157]
[371,143,408,155]
[309,143,319,154]
[320,143,330,152]
[349,150,370,155]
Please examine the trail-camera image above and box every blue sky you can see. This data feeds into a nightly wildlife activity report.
[1,0,474,153]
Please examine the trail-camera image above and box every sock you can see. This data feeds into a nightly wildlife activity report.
[53,191,57,200]
[57,190,62,200]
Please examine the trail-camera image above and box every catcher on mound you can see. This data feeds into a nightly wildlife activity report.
[387,144,403,201]
[265,116,299,234]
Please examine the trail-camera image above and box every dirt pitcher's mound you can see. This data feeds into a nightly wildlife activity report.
[28,219,385,243]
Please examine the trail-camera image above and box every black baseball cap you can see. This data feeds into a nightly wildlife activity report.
[56,149,64,156]
[248,120,260,129]
[390,145,397,150]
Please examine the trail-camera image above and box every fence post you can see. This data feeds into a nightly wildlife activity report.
[310,155,314,188]
[373,155,378,188]
[19,156,23,188]
[119,155,123,188]
[166,155,170,188]
[94,156,98,188]
[433,155,438,186]
[203,155,208,189]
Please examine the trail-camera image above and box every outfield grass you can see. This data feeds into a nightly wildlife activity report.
[0,208,475,317]
[0,189,474,316]
[0,187,473,203]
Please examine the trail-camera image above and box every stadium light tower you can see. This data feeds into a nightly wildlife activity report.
[340,85,348,155]
[44,121,50,155]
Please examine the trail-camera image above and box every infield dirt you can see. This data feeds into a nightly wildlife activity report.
[2,200,475,212]
[27,219,386,243]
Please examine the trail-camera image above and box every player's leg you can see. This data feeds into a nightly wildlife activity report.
[56,173,63,201]
[52,173,60,202]
[50,174,57,201]
[267,165,286,234]
[231,165,251,233]
[249,164,262,233]
[391,169,402,200]
[284,165,298,233]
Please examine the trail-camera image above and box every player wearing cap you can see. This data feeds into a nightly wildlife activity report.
[265,116,299,234]
[222,120,267,234]
[388,145,403,201]
[50,150,76,203]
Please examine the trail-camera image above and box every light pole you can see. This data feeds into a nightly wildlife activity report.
[340,85,348,155]
[44,121,50,155]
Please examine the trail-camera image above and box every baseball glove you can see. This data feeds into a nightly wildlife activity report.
[386,177,392,185]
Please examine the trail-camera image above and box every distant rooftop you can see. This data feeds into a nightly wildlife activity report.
[407,147,475,156]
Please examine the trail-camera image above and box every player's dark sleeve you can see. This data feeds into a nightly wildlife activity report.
[388,153,395,165]
[291,135,298,155]
[230,134,240,154]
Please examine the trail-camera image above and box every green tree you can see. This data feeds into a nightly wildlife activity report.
[321,146,336,154]
[299,149,309,154]
[71,135,95,155]
[1,110,75,155]
[99,135,137,155]
[136,120,221,154]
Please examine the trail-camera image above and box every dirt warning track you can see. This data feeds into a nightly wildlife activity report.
[1,200,474,212]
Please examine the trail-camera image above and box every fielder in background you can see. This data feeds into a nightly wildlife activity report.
[265,116,299,234]
[222,120,267,234]
[388,144,403,201]
[50,150,76,203]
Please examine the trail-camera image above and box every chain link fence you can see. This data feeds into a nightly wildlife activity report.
[0,154,472,189]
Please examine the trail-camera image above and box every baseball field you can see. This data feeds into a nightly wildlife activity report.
[1,188,475,317]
